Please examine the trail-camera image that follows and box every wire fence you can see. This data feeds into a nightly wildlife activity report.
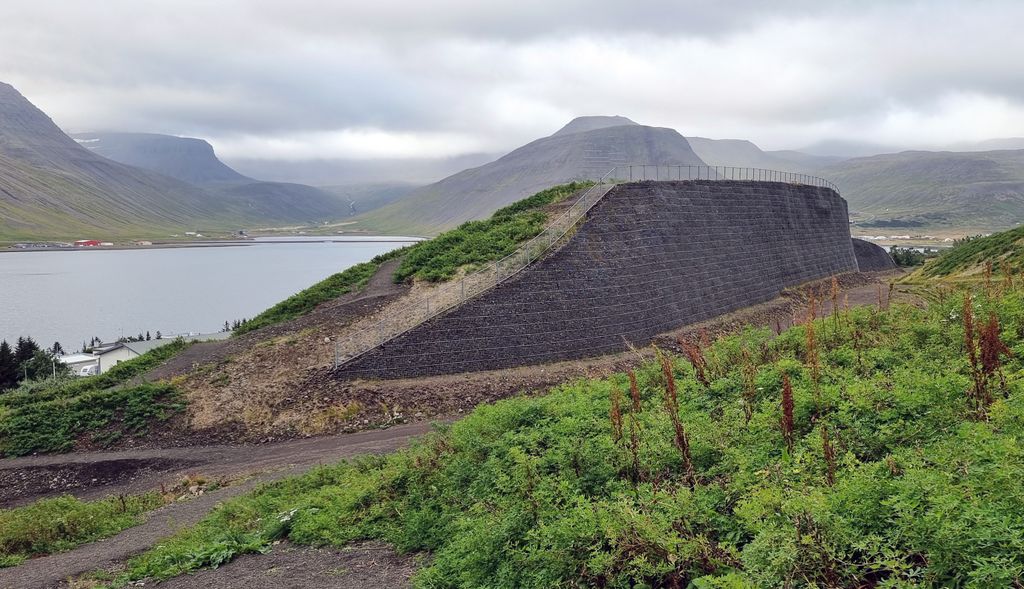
[331,164,840,370]
[611,164,838,193]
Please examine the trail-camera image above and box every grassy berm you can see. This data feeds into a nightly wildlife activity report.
[0,340,190,456]
[94,282,1024,587]
[234,181,593,334]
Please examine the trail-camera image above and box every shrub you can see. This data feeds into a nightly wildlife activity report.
[0,493,164,566]
[104,284,1024,588]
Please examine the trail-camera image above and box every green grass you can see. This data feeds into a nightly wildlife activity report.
[0,493,165,567]
[0,341,191,457]
[393,182,592,283]
[235,182,592,333]
[0,382,184,457]
[98,284,1024,588]
[916,226,1024,279]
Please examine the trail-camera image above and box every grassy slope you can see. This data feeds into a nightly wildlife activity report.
[235,182,591,334]
[0,493,164,568]
[100,285,1024,588]
[823,150,1024,232]
[0,340,191,456]
[908,225,1024,280]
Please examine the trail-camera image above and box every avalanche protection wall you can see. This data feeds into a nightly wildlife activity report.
[337,180,858,379]
[851,238,897,271]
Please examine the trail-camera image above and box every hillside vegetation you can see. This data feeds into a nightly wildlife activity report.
[100,282,1024,587]
[0,341,190,456]
[823,150,1024,232]
[909,226,1024,280]
[237,182,591,334]
[0,83,350,241]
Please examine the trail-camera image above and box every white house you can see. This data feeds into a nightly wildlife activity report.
[58,353,100,376]
[93,332,231,373]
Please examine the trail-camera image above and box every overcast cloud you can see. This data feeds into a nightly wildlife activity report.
[1,0,1022,160]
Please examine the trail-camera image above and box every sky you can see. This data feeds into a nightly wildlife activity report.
[1,0,1023,161]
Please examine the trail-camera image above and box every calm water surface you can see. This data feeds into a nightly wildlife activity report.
[0,237,416,349]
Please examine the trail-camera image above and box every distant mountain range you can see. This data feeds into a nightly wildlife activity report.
[351,116,707,235]
[4,79,1023,241]
[689,135,1024,232]
[0,82,360,241]
[821,150,1024,232]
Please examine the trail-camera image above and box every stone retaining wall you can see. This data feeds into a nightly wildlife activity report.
[851,238,897,271]
[336,180,857,379]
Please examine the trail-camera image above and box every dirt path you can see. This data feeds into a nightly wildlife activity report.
[0,421,433,588]
[144,541,416,589]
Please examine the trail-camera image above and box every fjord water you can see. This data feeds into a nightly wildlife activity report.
[0,237,416,349]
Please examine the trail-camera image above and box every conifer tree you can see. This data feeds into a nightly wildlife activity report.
[0,340,17,391]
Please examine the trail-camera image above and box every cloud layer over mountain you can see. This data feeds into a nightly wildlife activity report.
[2,0,1023,160]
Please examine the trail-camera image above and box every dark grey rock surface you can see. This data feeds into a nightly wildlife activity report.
[338,180,857,379]
[851,238,897,271]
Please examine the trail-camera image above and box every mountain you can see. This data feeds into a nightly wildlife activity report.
[550,115,638,136]
[319,183,419,218]
[72,131,358,223]
[225,153,498,186]
[823,149,1024,232]
[0,82,353,240]
[74,132,247,184]
[0,82,231,240]
[686,137,840,172]
[944,138,1024,152]
[799,139,904,159]
[351,117,707,235]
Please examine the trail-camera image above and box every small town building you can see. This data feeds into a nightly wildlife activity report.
[93,332,231,373]
[58,353,100,376]
[74,239,101,247]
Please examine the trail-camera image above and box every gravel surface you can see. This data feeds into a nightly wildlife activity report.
[146,541,416,589]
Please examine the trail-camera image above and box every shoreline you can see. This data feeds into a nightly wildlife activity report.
[0,236,423,254]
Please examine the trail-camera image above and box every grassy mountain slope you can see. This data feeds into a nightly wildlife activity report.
[352,118,706,235]
[74,132,248,184]
[0,83,351,241]
[72,131,354,226]
[305,182,418,218]
[823,150,1024,232]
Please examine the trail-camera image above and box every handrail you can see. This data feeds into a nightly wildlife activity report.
[611,164,838,193]
[331,164,840,370]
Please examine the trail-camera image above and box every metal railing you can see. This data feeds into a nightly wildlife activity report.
[331,164,839,370]
[611,164,838,193]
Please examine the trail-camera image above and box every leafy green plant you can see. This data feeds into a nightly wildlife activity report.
[393,182,593,283]
[99,284,1024,588]
[0,382,184,456]
[0,493,165,566]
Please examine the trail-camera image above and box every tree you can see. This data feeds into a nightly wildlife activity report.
[146,331,152,341]
[14,337,39,367]
[51,341,65,356]
[155,331,162,340]
[21,349,69,382]
[0,340,17,391]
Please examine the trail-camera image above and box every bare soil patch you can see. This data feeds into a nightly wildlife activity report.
[133,541,416,589]
[0,457,196,508]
